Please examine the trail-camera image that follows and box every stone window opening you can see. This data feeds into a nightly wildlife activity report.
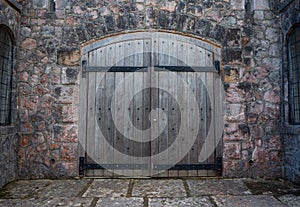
[0,26,14,126]
[49,0,56,12]
[245,0,253,13]
[288,25,300,125]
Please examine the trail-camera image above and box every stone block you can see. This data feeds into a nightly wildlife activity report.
[264,89,280,103]
[61,143,77,161]
[61,67,79,85]
[132,179,186,198]
[57,49,81,66]
[226,104,246,122]
[253,0,269,10]
[20,122,34,134]
[96,198,144,207]
[187,179,251,196]
[230,0,245,10]
[224,123,248,141]
[149,197,213,207]
[224,67,239,83]
[32,0,48,9]
[53,124,78,143]
[83,179,129,198]
[213,195,284,207]
[225,84,247,103]
[224,142,241,160]
[62,105,76,123]
[21,38,37,50]
[222,48,243,65]
[265,135,282,151]
[253,147,269,163]
[54,86,75,104]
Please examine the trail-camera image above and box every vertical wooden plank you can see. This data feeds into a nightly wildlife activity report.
[132,72,143,176]
[197,72,208,176]
[205,51,213,67]
[178,72,188,177]
[152,37,159,66]
[177,42,189,66]
[206,72,216,176]
[158,71,169,177]
[143,71,151,176]
[89,49,96,67]
[150,71,159,177]
[124,72,134,176]
[113,72,125,176]
[94,72,105,177]
[85,49,99,176]
[158,37,170,66]
[194,47,203,67]
[135,40,144,67]
[167,71,179,177]
[86,72,96,176]
[95,46,107,176]
[102,72,115,177]
[107,43,116,67]
[187,44,196,67]
[143,39,151,67]
[124,40,134,66]
[169,40,177,66]
[116,42,125,66]
[187,72,198,177]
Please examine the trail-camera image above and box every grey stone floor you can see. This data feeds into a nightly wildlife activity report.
[0,178,299,207]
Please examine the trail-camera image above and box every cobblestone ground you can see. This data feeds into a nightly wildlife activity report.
[0,178,299,207]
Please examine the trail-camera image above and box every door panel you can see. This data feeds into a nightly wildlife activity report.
[79,32,223,177]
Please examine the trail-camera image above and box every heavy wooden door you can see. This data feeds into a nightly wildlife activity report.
[79,32,224,177]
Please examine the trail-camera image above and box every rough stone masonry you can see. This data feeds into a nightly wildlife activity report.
[0,0,21,188]
[13,0,284,179]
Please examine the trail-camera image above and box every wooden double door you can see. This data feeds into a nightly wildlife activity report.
[79,32,223,177]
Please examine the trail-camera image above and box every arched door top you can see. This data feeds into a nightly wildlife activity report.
[82,31,220,56]
[82,31,221,71]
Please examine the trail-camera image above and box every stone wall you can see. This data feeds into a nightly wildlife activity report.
[280,0,300,183]
[0,0,21,188]
[16,0,283,179]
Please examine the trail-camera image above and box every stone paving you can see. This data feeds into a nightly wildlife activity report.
[0,178,299,207]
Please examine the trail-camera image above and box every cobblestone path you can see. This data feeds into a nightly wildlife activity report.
[0,178,299,206]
